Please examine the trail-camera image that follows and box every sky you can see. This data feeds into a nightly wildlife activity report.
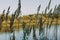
[0,0,60,15]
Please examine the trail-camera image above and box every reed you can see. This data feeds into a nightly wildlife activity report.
[10,14,15,40]
[0,10,5,30]
[42,0,52,39]
[16,0,21,31]
[47,0,51,28]
[0,0,60,40]
[45,7,48,15]
[25,15,33,40]
[5,6,10,32]
[33,25,38,40]
[10,11,17,40]
[6,6,10,20]
[47,0,51,10]
[54,4,60,40]
[39,16,43,35]
[16,0,21,18]
[48,8,52,28]
[22,22,26,40]
[9,0,21,39]
[36,5,41,28]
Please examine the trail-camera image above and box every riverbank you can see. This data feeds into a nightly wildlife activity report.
[0,14,60,32]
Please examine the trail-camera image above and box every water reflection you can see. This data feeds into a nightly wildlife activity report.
[0,26,60,40]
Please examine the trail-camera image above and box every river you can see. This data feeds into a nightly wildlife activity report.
[0,25,60,40]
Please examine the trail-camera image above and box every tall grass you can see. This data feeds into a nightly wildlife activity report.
[6,6,10,20]
[16,0,21,31]
[5,6,10,32]
[9,0,21,40]
[22,22,26,40]
[0,0,60,40]
[33,25,38,40]
[10,14,15,40]
[0,10,5,30]
[54,4,60,40]
[36,5,41,28]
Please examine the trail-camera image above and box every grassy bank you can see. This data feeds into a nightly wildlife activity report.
[0,14,60,32]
